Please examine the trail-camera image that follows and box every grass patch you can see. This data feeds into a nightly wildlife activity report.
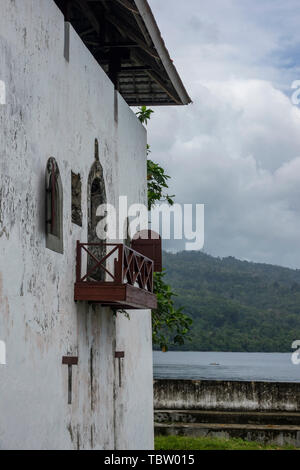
[155,435,298,451]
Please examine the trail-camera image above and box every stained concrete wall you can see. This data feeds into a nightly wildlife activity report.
[154,380,300,412]
[0,0,153,450]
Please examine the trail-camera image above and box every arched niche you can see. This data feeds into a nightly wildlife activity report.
[87,153,107,281]
[46,157,63,254]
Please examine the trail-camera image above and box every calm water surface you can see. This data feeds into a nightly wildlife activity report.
[153,351,300,382]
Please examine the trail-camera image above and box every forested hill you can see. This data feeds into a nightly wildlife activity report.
[163,251,300,352]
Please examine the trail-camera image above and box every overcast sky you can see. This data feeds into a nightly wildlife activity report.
[147,0,300,268]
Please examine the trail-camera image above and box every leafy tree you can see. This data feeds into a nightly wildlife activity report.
[137,106,175,210]
[152,271,192,351]
[147,160,174,211]
[136,106,192,350]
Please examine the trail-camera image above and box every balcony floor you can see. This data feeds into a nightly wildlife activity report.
[74,282,157,310]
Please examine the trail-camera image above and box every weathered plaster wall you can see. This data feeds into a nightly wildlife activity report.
[154,379,300,412]
[0,0,153,450]
[114,95,154,450]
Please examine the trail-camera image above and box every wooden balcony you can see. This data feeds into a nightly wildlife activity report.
[74,242,157,310]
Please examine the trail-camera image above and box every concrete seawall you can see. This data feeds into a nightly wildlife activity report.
[154,380,300,446]
[154,379,300,412]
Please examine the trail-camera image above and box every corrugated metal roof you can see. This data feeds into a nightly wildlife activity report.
[54,0,191,106]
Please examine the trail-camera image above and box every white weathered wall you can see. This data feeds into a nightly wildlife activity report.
[0,0,153,450]
[114,95,154,450]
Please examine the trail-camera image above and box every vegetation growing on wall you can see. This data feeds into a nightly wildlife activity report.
[136,106,192,351]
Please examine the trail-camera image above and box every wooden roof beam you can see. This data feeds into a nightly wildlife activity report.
[80,27,95,37]
[145,69,181,105]
[120,66,151,71]
[89,0,139,14]
[133,12,152,47]
[105,13,159,60]
[75,0,100,35]
[132,49,167,82]
[115,0,139,14]
[129,49,182,104]
[87,41,140,49]
[134,0,192,105]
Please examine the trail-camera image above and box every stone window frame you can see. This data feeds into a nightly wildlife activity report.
[87,146,107,281]
[46,157,63,254]
[71,171,82,227]
[87,141,107,244]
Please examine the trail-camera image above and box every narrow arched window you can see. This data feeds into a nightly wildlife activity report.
[87,159,107,281]
[46,157,63,254]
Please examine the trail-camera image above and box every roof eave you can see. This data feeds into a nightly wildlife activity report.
[133,0,192,106]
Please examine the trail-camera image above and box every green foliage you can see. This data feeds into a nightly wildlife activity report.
[136,106,175,210]
[135,106,192,350]
[155,435,297,451]
[163,250,300,352]
[136,105,154,125]
[152,271,192,351]
[147,160,174,211]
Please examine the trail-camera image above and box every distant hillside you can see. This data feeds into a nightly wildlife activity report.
[163,251,300,352]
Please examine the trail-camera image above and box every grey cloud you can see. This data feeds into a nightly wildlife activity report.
[148,0,300,268]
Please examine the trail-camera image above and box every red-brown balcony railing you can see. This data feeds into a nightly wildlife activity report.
[74,242,157,310]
